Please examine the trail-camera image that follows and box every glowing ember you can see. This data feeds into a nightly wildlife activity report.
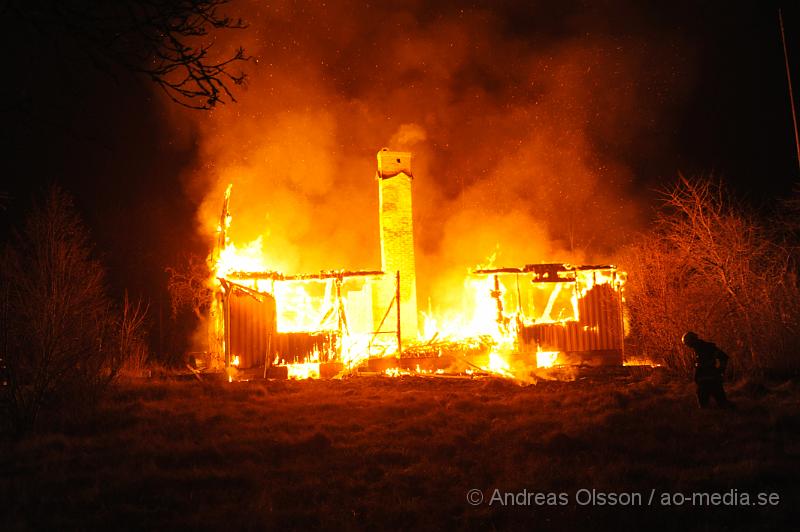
[536,350,560,368]
[487,351,513,378]
[623,356,662,367]
[384,367,446,377]
[286,362,321,380]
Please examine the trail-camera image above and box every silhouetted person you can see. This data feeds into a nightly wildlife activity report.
[681,332,732,408]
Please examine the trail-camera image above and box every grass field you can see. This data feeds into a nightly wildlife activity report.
[2,369,798,530]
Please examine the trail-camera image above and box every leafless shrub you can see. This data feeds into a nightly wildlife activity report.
[621,177,800,376]
[0,186,147,434]
[166,254,213,320]
[117,293,150,377]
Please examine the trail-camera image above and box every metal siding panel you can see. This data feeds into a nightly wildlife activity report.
[231,295,239,360]
[592,289,606,350]
[570,321,581,352]
[235,298,241,362]
[247,297,254,365]
[569,322,579,352]
[597,301,607,350]
[244,296,251,365]
[227,290,276,368]
[598,288,609,350]
[579,296,589,351]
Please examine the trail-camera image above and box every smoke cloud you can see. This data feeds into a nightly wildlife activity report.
[176,0,692,308]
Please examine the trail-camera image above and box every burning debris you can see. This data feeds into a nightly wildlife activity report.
[206,149,627,382]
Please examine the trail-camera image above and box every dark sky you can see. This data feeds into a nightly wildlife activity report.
[1,0,799,354]
[649,1,799,200]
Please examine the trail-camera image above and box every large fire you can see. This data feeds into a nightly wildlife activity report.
[206,151,627,383]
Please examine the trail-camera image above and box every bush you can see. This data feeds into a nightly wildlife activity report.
[620,177,800,376]
[0,186,146,434]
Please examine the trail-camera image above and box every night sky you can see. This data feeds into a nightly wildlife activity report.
[2,1,799,357]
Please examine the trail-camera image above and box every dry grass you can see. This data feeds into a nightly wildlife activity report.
[1,369,798,530]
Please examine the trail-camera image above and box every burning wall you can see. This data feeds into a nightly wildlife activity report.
[222,281,276,369]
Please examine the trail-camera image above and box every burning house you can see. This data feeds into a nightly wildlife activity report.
[209,149,627,380]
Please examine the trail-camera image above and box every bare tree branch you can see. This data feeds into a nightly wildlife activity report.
[10,0,249,110]
[166,253,213,320]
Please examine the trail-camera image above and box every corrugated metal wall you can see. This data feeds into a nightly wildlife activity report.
[519,282,623,357]
[228,289,276,369]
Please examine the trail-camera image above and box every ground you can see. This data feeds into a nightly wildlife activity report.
[1,369,798,530]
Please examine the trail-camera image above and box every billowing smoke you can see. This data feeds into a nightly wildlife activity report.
[175,0,691,309]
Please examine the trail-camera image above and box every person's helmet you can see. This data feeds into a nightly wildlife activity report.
[681,331,698,346]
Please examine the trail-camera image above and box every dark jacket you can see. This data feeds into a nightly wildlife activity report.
[690,339,729,381]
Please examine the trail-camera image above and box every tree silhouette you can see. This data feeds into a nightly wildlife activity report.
[5,0,249,110]
[166,253,214,320]
[0,186,146,433]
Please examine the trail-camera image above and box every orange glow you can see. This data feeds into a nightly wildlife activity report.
[212,183,626,383]
[173,1,672,384]
[286,362,321,380]
[217,237,269,278]
[536,350,560,368]
[623,356,662,367]
[486,352,513,378]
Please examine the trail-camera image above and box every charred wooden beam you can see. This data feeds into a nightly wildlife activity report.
[472,267,525,275]
[211,184,233,267]
[472,263,618,282]
[227,269,385,281]
[218,278,268,301]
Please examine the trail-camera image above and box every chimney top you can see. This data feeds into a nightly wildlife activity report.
[377,148,412,179]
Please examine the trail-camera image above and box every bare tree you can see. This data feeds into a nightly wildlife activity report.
[166,253,214,320]
[117,292,150,375]
[0,186,134,433]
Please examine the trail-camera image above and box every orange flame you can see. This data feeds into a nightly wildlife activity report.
[213,186,625,383]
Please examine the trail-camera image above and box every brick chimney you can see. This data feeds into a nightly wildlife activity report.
[374,148,418,341]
